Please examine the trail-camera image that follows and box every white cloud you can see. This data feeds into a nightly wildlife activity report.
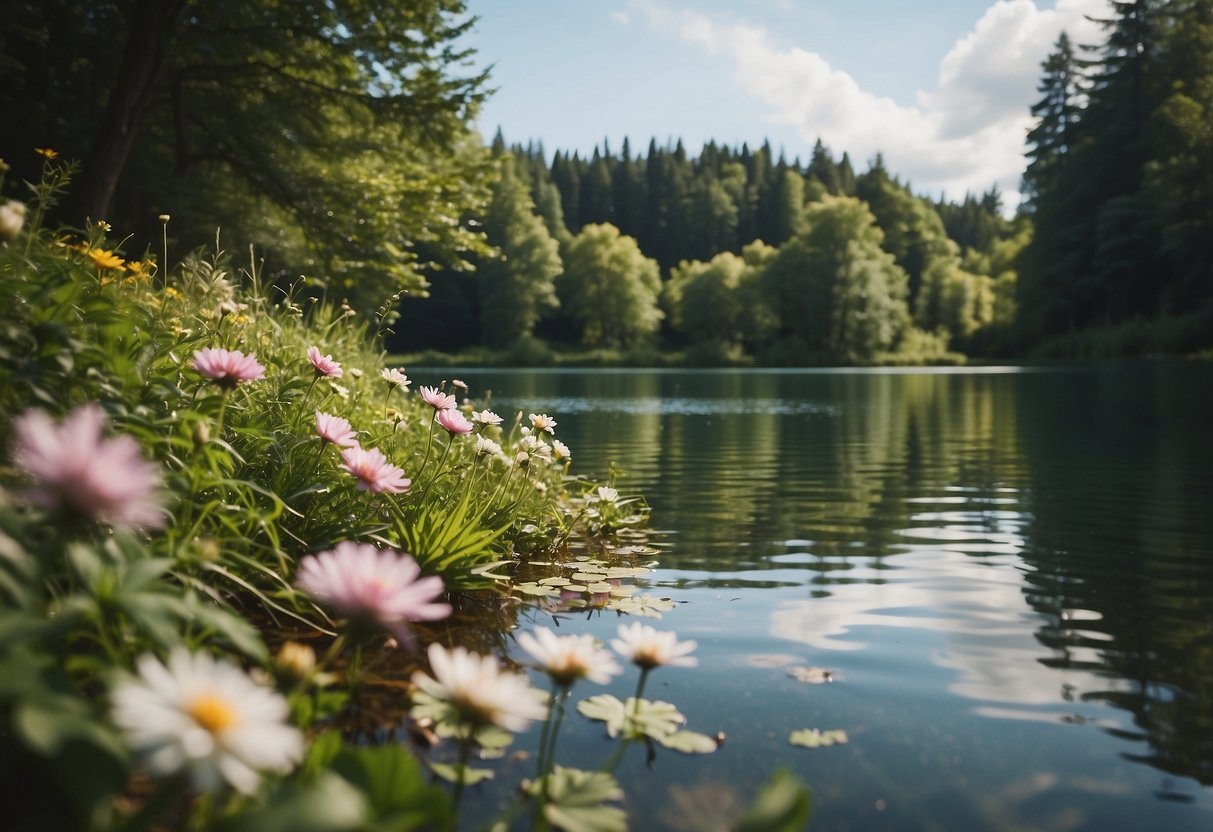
[643,1,1109,209]
[610,9,631,25]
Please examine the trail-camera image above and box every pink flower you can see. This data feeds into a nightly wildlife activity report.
[11,404,164,528]
[297,542,450,640]
[419,385,457,411]
[340,445,410,493]
[307,346,343,378]
[314,411,358,447]
[193,348,265,388]
[471,409,502,427]
[436,408,474,435]
[380,368,410,389]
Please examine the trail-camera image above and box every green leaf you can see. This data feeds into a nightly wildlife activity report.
[530,767,627,832]
[788,728,849,749]
[656,730,719,754]
[577,695,685,741]
[429,762,494,785]
[331,744,452,830]
[216,772,369,832]
[733,770,813,832]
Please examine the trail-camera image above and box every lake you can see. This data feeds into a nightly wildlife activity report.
[418,362,1213,831]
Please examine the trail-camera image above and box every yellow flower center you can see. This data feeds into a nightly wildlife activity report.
[187,693,238,734]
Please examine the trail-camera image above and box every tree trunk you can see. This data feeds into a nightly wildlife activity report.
[74,0,188,222]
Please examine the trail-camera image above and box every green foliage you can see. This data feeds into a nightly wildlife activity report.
[529,767,628,832]
[732,770,813,832]
[1020,0,1213,350]
[0,0,494,317]
[477,154,563,346]
[558,223,663,349]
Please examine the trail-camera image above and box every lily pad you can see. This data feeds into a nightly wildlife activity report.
[788,728,849,749]
[656,730,719,754]
[787,666,835,684]
[529,766,627,832]
[577,694,685,741]
[429,762,495,785]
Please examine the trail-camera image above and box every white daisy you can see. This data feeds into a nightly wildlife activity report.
[412,644,547,732]
[518,628,622,687]
[111,649,303,794]
[529,413,557,434]
[611,622,698,670]
[552,439,572,462]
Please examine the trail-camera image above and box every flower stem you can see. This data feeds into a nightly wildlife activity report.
[451,734,474,826]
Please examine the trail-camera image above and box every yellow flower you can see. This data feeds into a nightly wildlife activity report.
[95,220,112,232]
[88,248,125,271]
[126,259,154,279]
[164,286,182,299]
[34,147,59,160]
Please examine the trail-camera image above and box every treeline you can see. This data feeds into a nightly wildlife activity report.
[1020,0,1213,353]
[395,136,1024,364]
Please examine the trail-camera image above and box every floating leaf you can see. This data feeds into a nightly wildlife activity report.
[529,766,627,832]
[514,582,562,598]
[655,730,719,754]
[607,595,676,619]
[787,667,834,685]
[788,728,849,749]
[577,695,685,741]
[539,576,572,587]
[429,763,494,785]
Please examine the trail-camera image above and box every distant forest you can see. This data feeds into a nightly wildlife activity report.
[3,0,1209,365]
[397,0,1213,363]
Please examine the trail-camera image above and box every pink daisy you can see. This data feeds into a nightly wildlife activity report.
[307,346,343,378]
[297,542,451,640]
[419,385,457,411]
[380,367,410,389]
[11,403,164,528]
[339,445,410,494]
[314,411,358,447]
[193,348,265,388]
[436,408,474,435]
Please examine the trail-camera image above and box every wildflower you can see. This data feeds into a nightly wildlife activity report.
[0,200,26,243]
[111,648,303,794]
[314,411,358,448]
[596,486,619,503]
[471,409,502,427]
[274,642,317,682]
[193,348,266,388]
[11,404,164,528]
[381,367,410,389]
[529,413,557,434]
[419,385,456,411]
[348,367,363,379]
[95,219,112,232]
[125,259,153,279]
[340,445,410,493]
[159,213,171,223]
[88,248,125,271]
[451,379,468,391]
[436,408,474,436]
[34,147,58,159]
[516,434,552,463]
[412,644,547,732]
[297,542,450,640]
[519,628,622,687]
[611,623,698,670]
[475,436,502,457]
[552,439,572,462]
[307,346,343,378]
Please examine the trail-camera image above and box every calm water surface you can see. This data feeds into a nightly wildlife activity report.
[422,362,1213,831]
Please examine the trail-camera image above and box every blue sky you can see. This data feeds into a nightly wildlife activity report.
[463,1,1110,209]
